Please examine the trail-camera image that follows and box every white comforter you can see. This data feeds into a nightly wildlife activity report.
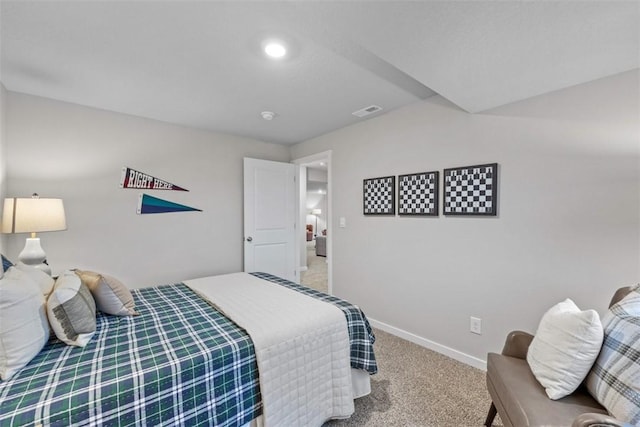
[184,273,354,427]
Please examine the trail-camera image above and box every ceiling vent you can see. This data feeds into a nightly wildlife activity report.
[352,105,383,118]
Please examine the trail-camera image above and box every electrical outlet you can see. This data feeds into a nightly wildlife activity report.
[470,317,482,335]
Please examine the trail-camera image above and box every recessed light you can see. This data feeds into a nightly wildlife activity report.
[261,111,276,120]
[264,42,286,59]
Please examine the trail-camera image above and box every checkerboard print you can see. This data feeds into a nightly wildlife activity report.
[363,176,395,215]
[398,171,439,216]
[443,163,498,215]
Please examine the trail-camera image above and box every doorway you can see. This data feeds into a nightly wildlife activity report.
[294,151,332,294]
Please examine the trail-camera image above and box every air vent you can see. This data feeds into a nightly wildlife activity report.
[352,105,383,118]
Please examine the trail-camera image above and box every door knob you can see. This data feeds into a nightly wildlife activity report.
[246,236,253,242]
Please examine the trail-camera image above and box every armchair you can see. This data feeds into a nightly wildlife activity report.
[485,287,634,427]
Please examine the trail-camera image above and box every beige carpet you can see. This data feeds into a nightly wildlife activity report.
[300,242,328,293]
[301,243,500,426]
[323,329,502,427]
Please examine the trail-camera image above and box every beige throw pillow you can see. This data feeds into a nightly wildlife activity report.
[75,270,138,316]
[47,270,96,347]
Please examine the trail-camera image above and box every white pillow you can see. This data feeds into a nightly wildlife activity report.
[14,262,55,297]
[527,298,604,400]
[0,267,50,381]
[47,270,96,347]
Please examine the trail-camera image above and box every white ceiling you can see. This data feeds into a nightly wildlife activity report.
[1,1,638,145]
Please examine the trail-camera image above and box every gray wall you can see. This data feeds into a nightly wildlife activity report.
[0,84,7,254]
[5,92,290,287]
[2,70,638,367]
[290,70,640,366]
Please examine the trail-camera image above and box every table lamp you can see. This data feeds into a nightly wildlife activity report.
[1,194,67,275]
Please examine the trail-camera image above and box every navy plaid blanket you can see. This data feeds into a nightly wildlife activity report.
[1,274,377,426]
[251,272,378,375]
[0,284,261,427]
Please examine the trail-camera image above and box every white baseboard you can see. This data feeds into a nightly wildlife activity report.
[368,318,487,371]
[299,266,308,272]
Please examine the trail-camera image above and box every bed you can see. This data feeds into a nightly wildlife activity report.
[0,272,377,426]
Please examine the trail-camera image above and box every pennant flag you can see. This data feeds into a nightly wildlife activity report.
[121,167,188,191]
[137,194,202,214]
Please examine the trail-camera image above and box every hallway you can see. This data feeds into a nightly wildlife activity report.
[300,242,328,293]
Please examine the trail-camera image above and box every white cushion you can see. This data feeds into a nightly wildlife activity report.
[527,298,604,400]
[47,270,96,347]
[586,285,640,424]
[14,262,55,297]
[75,270,138,316]
[0,267,50,381]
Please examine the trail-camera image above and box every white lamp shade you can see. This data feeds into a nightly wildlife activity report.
[311,208,321,215]
[2,197,67,234]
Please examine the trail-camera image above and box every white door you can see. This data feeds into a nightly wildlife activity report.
[243,158,297,282]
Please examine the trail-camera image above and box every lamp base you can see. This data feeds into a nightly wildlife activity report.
[18,237,52,276]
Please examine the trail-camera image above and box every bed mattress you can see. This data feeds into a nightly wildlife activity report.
[0,284,261,427]
[0,273,377,426]
[186,273,353,426]
[251,272,377,375]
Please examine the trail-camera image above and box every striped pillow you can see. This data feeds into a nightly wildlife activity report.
[47,270,96,347]
[586,285,640,425]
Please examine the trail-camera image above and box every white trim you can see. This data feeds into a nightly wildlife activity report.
[294,164,303,282]
[368,317,487,371]
[292,150,333,294]
[299,266,308,272]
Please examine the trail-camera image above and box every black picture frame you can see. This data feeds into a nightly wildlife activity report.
[363,176,395,215]
[398,171,439,216]
[443,163,498,216]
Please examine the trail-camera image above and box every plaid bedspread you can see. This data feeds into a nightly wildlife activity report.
[251,272,378,375]
[0,284,261,427]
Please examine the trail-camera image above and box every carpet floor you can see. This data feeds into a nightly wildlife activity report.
[300,242,328,293]
[324,328,502,426]
[301,243,501,426]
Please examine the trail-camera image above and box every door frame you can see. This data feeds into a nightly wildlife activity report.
[293,150,332,294]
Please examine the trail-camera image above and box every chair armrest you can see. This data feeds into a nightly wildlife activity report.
[572,413,628,427]
[501,330,534,359]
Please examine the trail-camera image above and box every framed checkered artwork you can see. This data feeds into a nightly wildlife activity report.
[363,176,395,215]
[398,171,439,216]
[443,163,498,216]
